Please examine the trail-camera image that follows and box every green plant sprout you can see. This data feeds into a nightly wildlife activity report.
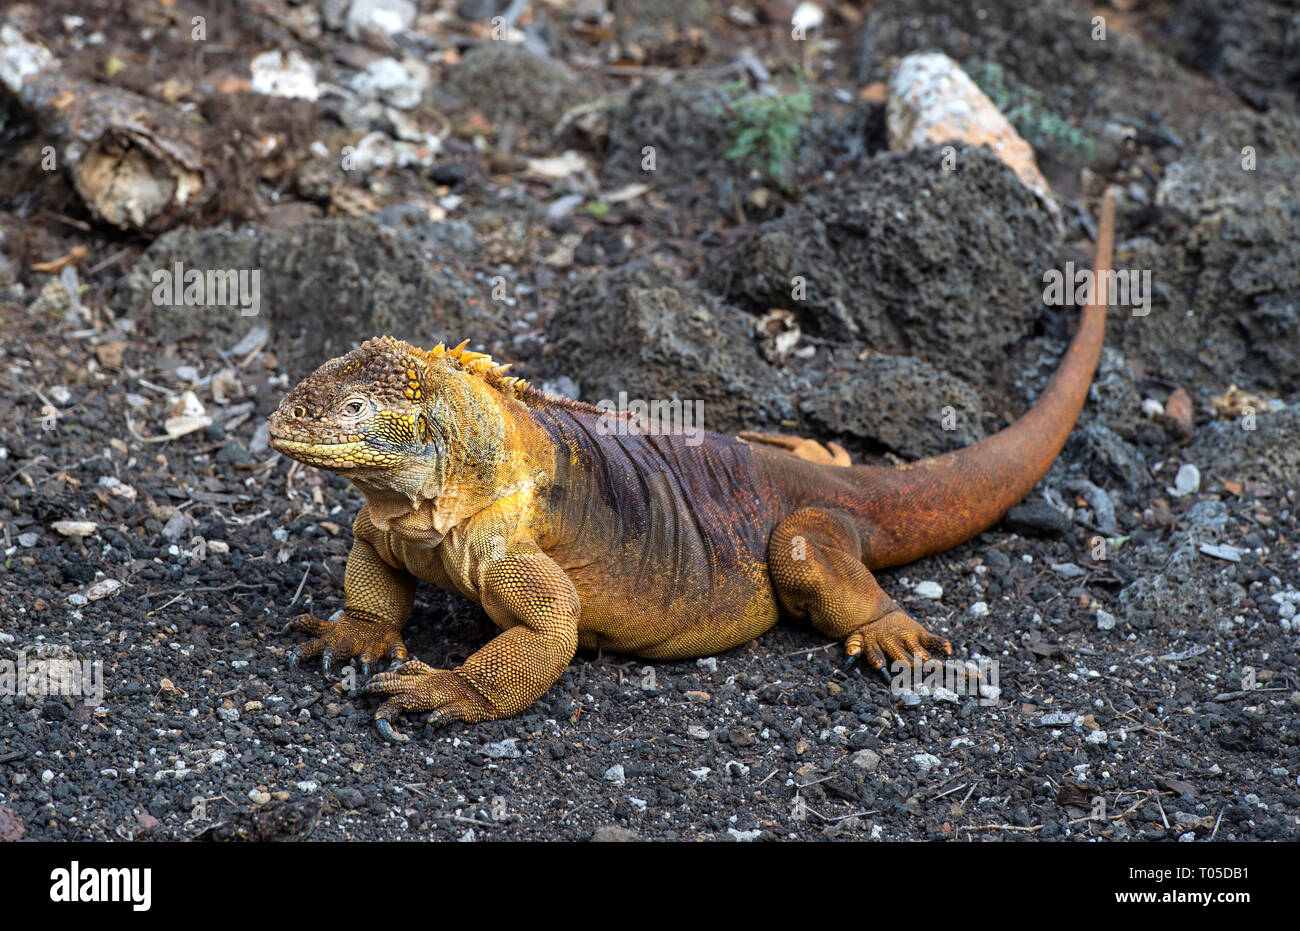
[965,60,1096,158]
[718,80,813,181]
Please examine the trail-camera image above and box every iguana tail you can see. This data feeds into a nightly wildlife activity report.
[855,188,1117,568]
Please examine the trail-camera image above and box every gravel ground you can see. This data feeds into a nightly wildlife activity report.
[1,308,1295,842]
[1,0,1297,843]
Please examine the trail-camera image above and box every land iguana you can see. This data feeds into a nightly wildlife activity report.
[268,190,1117,741]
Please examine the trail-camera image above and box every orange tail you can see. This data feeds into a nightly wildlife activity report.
[857,188,1117,568]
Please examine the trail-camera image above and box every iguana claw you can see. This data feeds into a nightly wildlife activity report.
[375,717,409,743]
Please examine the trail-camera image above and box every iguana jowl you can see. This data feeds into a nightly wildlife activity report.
[268,192,1116,741]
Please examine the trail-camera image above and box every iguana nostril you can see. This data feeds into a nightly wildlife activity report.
[292,405,307,419]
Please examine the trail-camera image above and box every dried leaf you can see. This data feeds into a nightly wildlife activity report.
[1165,387,1194,437]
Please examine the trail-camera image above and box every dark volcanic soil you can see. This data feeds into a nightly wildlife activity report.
[0,0,1297,842]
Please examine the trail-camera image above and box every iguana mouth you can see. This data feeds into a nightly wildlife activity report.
[268,434,395,469]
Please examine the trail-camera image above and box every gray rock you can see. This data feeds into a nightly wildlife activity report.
[545,263,795,434]
[1003,499,1071,537]
[1171,463,1201,497]
[911,752,942,773]
[798,353,986,459]
[850,748,881,771]
[161,511,193,542]
[703,145,1058,378]
[482,738,522,759]
[443,44,582,134]
[592,825,640,841]
[1186,406,1300,493]
[1063,423,1149,493]
[115,219,503,379]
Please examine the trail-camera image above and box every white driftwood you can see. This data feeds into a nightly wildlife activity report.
[0,21,210,231]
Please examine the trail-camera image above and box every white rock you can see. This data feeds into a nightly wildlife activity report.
[911,752,942,773]
[913,580,943,600]
[1096,610,1116,631]
[347,0,415,42]
[84,578,122,601]
[1170,463,1200,497]
[98,476,137,500]
[52,520,97,537]
[887,53,1057,220]
[791,2,824,32]
[250,50,319,101]
[164,391,212,439]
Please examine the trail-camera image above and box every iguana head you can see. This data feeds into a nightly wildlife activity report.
[268,336,532,513]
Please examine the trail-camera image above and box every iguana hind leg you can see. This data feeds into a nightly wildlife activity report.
[768,507,951,674]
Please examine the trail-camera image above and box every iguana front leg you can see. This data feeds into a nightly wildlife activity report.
[363,539,579,741]
[287,517,415,677]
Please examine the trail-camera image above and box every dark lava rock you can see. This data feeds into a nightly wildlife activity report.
[1161,0,1300,110]
[545,262,793,434]
[612,0,711,64]
[702,145,1057,376]
[1003,499,1072,537]
[1110,110,1300,394]
[603,81,745,212]
[197,800,322,842]
[1186,405,1300,492]
[115,218,504,378]
[603,81,881,217]
[443,44,582,135]
[547,261,989,459]
[1061,423,1150,493]
[799,352,986,458]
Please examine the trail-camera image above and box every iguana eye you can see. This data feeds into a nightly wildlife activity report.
[341,399,366,417]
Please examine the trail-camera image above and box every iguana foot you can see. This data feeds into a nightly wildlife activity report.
[844,609,951,676]
[739,431,852,466]
[361,659,495,742]
[287,613,408,677]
